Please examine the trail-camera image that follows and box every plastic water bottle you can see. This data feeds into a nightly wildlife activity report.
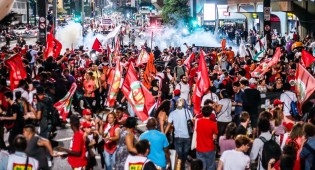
[247,123,253,138]
[265,99,270,110]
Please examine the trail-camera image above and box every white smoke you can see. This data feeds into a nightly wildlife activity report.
[140,26,224,51]
[55,22,83,53]
[56,22,122,53]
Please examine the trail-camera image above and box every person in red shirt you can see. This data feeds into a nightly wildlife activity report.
[195,105,218,170]
[57,115,87,169]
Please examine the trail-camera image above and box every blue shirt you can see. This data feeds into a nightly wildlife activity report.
[140,130,169,168]
[0,150,9,170]
[234,90,245,115]
[168,108,192,138]
[300,136,315,170]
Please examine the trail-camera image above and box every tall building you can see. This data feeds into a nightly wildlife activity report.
[200,0,315,38]
[11,0,30,24]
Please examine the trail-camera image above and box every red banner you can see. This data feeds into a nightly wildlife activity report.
[121,64,156,122]
[4,54,27,90]
[301,49,315,68]
[45,32,62,59]
[295,64,315,105]
[92,38,102,52]
[106,59,122,107]
[183,52,195,74]
[193,50,210,114]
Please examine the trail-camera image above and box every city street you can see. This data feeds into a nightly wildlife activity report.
[1,0,315,170]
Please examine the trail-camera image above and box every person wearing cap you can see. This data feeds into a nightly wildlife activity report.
[81,108,95,127]
[273,99,284,110]
[81,121,97,170]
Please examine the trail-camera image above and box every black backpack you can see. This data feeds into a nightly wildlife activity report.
[26,50,33,62]
[259,135,282,169]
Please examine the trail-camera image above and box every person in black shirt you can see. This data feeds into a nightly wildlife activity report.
[236,111,250,136]
[241,79,261,137]
[0,91,24,152]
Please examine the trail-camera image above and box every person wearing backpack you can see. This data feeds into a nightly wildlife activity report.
[280,83,297,122]
[300,123,315,170]
[250,118,281,170]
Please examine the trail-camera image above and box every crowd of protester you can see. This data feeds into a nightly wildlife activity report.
[0,21,315,170]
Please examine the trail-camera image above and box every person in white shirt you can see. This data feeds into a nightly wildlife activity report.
[217,135,251,170]
[5,135,39,170]
[175,75,190,105]
[124,139,157,170]
[280,83,297,122]
[13,80,29,102]
[201,88,219,106]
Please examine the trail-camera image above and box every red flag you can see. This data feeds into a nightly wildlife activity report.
[295,64,315,105]
[143,53,157,89]
[92,38,102,52]
[106,59,122,107]
[45,32,62,59]
[136,49,150,66]
[266,47,281,69]
[114,37,120,58]
[301,49,315,68]
[193,50,210,114]
[4,54,27,90]
[121,64,156,122]
[251,59,271,78]
[183,52,195,74]
[54,83,77,121]
[221,38,226,50]
[251,47,281,77]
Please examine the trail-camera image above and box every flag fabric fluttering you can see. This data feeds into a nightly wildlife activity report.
[221,38,226,50]
[143,52,156,89]
[53,83,77,121]
[193,49,210,114]
[4,54,27,90]
[251,47,281,77]
[183,52,195,74]
[106,58,122,107]
[92,38,103,52]
[295,64,315,105]
[251,59,270,78]
[113,37,120,59]
[45,27,62,59]
[121,64,156,122]
[136,49,150,66]
[301,49,315,68]
[253,50,265,61]
[239,43,248,57]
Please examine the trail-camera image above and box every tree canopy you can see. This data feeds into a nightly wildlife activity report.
[161,0,190,25]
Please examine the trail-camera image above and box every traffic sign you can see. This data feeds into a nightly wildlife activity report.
[39,17,46,22]
[39,23,46,29]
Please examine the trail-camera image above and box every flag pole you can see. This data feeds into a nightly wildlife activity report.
[151,31,153,50]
